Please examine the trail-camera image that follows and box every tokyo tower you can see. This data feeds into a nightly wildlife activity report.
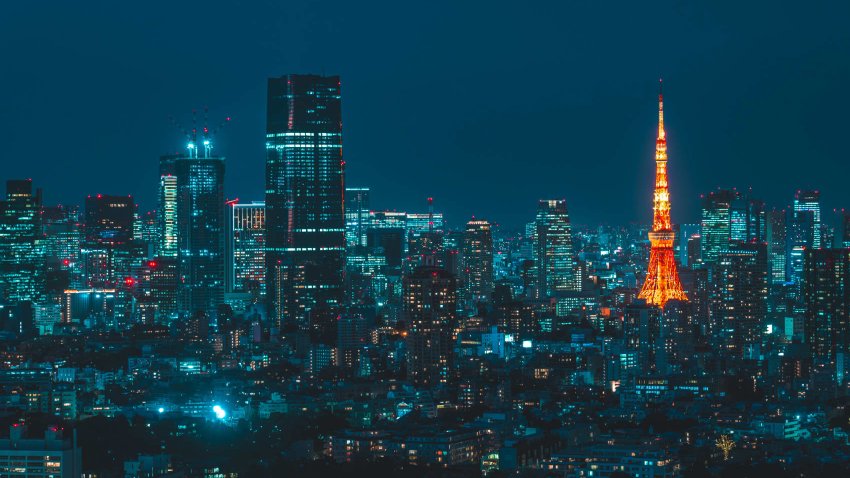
[638,79,688,307]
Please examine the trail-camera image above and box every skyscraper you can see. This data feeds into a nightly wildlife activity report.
[803,248,849,366]
[700,189,737,265]
[158,155,179,258]
[175,144,226,316]
[345,187,370,249]
[227,201,266,296]
[0,180,43,303]
[534,200,578,298]
[404,266,457,387]
[462,219,494,304]
[714,243,768,359]
[265,74,345,328]
[794,190,821,249]
[80,194,144,290]
[638,80,687,307]
[765,210,787,285]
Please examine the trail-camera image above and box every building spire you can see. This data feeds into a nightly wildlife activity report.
[658,78,665,141]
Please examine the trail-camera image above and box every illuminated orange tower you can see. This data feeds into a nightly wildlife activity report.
[638,79,688,307]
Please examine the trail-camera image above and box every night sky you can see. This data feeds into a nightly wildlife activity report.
[1,1,848,229]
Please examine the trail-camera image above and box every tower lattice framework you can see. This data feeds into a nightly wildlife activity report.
[638,79,688,307]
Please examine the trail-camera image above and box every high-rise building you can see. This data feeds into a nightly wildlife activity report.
[174,144,226,316]
[803,249,849,366]
[42,205,82,291]
[534,200,578,298]
[714,243,768,359]
[0,180,44,304]
[765,210,787,285]
[838,210,850,248]
[80,194,146,292]
[265,74,345,328]
[700,189,738,265]
[158,155,179,258]
[227,201,266,296]
[404,266,457,387]
[84,195,134,244]
[794,190,821,249]
[345,187,370,249]
[638,80,687,307]
[462,219,494,304]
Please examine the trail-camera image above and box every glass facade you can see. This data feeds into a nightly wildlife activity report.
[0,180,43,303]
[228,201,266,296]
[534,199,578,298]
[265,74,345,328]
[175,155,226,316]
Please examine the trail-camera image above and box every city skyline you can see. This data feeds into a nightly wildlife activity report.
[2,3,850,476]
[1,2,848,227]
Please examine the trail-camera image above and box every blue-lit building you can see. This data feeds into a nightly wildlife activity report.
[227,201,265,297]
[174,143,226,316]
[700,189,737,265]
[0,180,44,304]
[534,199,578,298]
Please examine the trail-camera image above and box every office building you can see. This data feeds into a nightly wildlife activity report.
[265,74,345,328]
[405,266,457,387]
[175,145,226,316]
[803,249,849,366]
[0,425,81,478]
[0,180,44,304]
[534,200,578,298]
[228,201,266,296]
[700,189,737,265]
[714,243,768,359]
[462,219,494,304]
[345,187,370,249]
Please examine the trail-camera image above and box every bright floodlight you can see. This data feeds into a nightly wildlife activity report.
[213,405,226,419]
[157,407,165,414]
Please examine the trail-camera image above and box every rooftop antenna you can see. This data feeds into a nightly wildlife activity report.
[428,197,434,234]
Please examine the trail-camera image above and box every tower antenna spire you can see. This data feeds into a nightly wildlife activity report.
[658,78,665,140]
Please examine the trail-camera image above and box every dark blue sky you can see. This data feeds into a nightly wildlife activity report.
[1,1,848,228]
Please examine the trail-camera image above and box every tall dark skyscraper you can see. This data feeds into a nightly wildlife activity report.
[765,210,787,286]
[81,194,142,289]
[803,248,849,370]
[174,145,226,316]
[462,219,494,305]
[404,266,457,388]
[265,74,345,328]
[714,243,768,359]
[0,180,43,303]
